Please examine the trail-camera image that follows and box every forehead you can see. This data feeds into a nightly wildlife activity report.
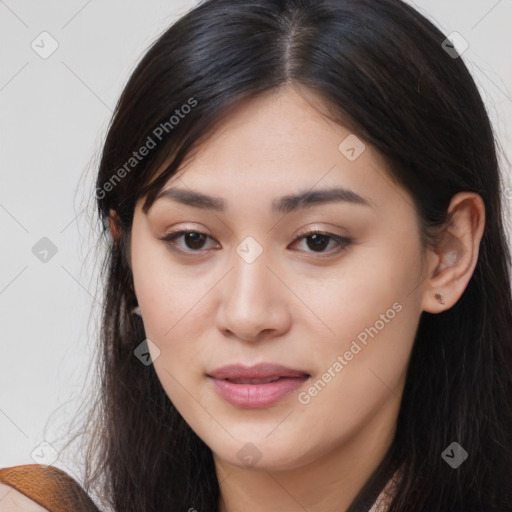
[141,86,405,220]
[172,89,379,181]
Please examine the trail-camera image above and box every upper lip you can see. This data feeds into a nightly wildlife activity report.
[208,363,310,380]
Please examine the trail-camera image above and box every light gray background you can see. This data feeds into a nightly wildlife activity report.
[1,0,511,486]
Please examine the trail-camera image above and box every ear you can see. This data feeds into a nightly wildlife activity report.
[421,192,485,313]
[108,209,122,242]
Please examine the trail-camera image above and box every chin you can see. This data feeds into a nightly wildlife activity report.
[207,432,320,472]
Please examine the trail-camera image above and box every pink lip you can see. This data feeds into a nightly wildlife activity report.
[208,363,310,409]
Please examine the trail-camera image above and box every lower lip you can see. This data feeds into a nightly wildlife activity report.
[210,376,309,409]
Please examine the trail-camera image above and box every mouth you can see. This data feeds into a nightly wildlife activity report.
[208,362,310,380]
[224,376,286,384]
[207,363,310,409]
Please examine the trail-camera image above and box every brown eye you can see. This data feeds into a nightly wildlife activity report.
[159,228,351,257]
[305,233,330,252]
[182,232,207,250]
[290,229,351,256]
[159,230,219,253]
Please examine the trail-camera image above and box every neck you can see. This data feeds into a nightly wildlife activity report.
[215,390,401,512]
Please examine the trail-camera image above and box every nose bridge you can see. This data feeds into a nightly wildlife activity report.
[229,234,275,306]
[216,234,289,340]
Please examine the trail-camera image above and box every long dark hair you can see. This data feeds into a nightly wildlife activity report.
[76,0,512,510]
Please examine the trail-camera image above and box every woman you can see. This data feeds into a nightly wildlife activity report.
[2,0,511,510]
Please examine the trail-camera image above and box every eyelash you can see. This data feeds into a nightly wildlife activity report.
[158,227,351,258]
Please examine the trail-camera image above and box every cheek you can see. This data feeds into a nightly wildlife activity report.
[131,250,223,409]
[132,253,212,413]
[298,234,423,408]
[131,222,207,340]
[302,238,422,404]
[297,300,416,455]
[135,267,211,362]
[306,232,422,347]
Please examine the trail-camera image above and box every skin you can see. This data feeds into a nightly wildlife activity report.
[0,483,50,511]
[118,85,484,512]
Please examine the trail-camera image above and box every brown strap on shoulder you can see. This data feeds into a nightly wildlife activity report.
[0,465,100,512]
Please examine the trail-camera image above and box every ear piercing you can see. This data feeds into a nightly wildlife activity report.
[434,293,445,305]
[132,306,142,316]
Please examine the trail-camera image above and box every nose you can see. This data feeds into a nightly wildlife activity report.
[215,250,292,343]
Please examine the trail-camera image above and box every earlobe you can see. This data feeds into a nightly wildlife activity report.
[421,192,485,313]
[434,293,446,305]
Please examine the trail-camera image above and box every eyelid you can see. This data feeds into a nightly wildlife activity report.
[289,227,351,257]
[158,225,351,257]
[159,227,219,254]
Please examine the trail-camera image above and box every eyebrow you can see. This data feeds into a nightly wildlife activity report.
[152,186,372,215]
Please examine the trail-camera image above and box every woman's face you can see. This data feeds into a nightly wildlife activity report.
[130,86,429,472]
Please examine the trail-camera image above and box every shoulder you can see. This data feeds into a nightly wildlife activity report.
[0,465,99,512]
[368,467,402,512]
[0,482,49,511]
